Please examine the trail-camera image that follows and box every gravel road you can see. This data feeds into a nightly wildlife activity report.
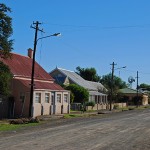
[0,109,150,150]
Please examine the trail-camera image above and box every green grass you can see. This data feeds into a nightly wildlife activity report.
[63,114,84,119]
[116,105,150,111]
[0,122,39,131]
[86,110,97,112]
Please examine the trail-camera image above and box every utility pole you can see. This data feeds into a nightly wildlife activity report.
[136,71,139,107]
[110,62,117,111]
[29,21,43,117]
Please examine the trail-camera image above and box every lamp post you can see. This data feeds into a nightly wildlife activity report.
[110,63,126,111]
[29,22,61,117]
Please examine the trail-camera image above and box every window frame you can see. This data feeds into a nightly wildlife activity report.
[57,94,61,103]
[64,94,68,103]
[35,93,41,103]
[45,93,50,103]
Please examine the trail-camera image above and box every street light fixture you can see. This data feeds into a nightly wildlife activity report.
[29,29,61,117]
[115,66,126,77]
[37,33,61,42]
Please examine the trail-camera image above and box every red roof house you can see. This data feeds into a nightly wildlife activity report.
[0,49,70,118]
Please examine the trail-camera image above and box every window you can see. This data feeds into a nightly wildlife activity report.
[57,94,61,103]
[64,94,68,103]
[35,93,41,103]
[45,93,50,103]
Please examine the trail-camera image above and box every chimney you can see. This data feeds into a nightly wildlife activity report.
[28,48,33,58]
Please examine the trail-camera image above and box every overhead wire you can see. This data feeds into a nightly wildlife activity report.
[47,23,150,30]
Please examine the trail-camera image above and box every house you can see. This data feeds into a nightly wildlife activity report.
[118,88,148,106]
[50,67,108,110]
[0,49,70,118]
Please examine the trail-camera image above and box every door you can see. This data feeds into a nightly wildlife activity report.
[51,92,55,114]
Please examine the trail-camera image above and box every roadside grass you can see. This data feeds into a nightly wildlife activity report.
[63,114,84,119]
[0,122,40,131]
[117,105,150,111]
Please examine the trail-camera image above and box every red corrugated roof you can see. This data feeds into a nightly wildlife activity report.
[0,52,54,81]
[16,79,65,90]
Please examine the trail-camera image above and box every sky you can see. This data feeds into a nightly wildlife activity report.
[1,0,150,88]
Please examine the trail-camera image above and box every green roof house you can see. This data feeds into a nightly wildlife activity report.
[118,88,148,106]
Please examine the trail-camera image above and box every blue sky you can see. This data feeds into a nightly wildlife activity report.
[2,0,150,88]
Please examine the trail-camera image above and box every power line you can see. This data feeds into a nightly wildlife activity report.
[47,23,150,30]
[123,69,150,75]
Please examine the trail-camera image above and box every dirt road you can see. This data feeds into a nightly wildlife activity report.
[0,109,150,150]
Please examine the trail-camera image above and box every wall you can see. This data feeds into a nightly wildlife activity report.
[142,95,148,105]
[11,79,30,118]
[86,104,108,111]
[33,91,70,117]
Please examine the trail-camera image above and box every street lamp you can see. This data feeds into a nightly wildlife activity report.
[110,63,126,111]
[29,31,61,117]
[116,66,126,77]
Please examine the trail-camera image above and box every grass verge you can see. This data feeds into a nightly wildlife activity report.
[63,114,84,119]
[0,122,39,131]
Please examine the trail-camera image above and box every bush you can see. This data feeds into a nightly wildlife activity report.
[65,84,89,103]
[85,101,95,107]
[113,104,119,109]
[10,119,24,124]
[9,117,39,124]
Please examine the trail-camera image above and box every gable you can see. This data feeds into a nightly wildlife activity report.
[50,68,107,91]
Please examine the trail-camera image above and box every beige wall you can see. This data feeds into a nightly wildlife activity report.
[33,91,70,117]
[114,103,127,108]
[11,79,30,117]
[11,78,70,118]
[86,104,108,111]
[54,91,70,114]
[142,95,148,105]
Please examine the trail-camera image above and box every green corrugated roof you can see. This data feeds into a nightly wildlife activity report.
[118,88,141,94]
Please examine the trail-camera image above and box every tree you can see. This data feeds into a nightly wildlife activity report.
[76,66,100,82]
[65,84,89,103]
[100,73,127,100]
[0,3,13,96]
[0,61,12,95]
[0,3,13,58]
[139,83,150,91]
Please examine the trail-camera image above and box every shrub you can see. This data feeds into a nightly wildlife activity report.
[9,117,39,124]
[113,104,119,109]
[85,101,95,107]
[10,119,24,124]
[65,84,89,103]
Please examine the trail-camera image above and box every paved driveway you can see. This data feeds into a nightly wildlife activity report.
[0,109,150,150]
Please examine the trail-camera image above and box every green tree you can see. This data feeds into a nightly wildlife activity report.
[65,84,89,103]
[139,83,150,91]
[76,66,100,82]
[100,73,127,100]
[0,61,12,95]
[0,3,13,96]
[0,3,13,58]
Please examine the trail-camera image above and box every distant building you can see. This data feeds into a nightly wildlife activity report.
[0,49,70,118]
[50,67,108,110]
[118,88,148,106]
